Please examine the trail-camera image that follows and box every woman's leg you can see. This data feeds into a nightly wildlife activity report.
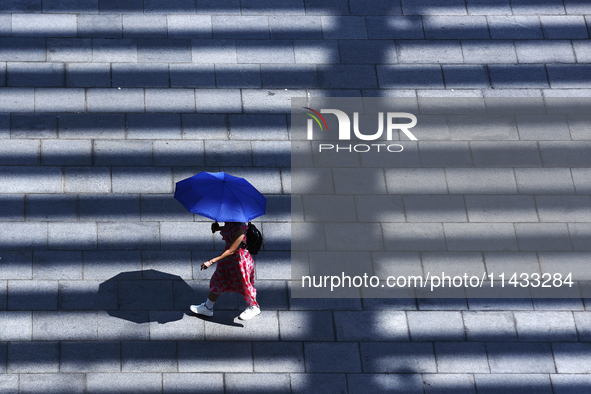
[208,292,220,302]
[190,292,219,316]
[238,291,260,320]
[244,259,258,307]
[245,297,259,308]
[243,289,259,308]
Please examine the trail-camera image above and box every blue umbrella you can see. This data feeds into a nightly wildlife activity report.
[174,172,266,222]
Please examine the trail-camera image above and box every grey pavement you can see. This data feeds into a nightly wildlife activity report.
[0,0,590,393]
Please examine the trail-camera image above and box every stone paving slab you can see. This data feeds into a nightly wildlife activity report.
[474,373,553,394]
[487,342,556,373]
[87,373,162,393]
[360,342,437,373]
[60,341,120,372]
[20,373,85,394]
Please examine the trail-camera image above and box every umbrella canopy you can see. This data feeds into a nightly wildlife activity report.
[174,172,266,222]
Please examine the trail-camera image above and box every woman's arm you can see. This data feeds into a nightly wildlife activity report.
[201,230,245,270]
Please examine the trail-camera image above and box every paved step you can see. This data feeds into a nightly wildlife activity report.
[2,308,591,341]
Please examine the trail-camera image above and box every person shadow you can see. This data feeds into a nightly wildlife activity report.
[97,269,243,327]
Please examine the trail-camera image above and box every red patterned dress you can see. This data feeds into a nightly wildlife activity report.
[209,222,258,307]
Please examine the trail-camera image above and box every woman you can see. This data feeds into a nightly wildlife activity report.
[190,221,260,320]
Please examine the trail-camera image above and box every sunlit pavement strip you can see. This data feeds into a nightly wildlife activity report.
[0,0,590,392]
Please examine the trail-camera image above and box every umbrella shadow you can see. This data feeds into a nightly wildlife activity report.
[97,269,243,327]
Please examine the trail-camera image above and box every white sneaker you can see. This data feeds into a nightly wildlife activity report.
[238,306,260,320]
[190,302,213,317]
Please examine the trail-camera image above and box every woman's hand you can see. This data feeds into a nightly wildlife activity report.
[211,222,221,233]
[201,260,213,270]
[202,229,245,271]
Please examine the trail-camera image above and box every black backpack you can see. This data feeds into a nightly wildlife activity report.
[244,222,263,255]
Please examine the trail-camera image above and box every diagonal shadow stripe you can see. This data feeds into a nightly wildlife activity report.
[0,194,290,221]
[2,63,591,90]
[1,142,590,167]
[1,0,589,14]
[3,21,588,40]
